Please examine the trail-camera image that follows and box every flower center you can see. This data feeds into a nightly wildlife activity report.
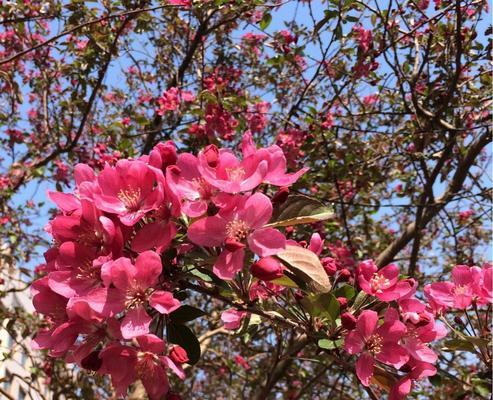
[192,177,215,199]
[453,284,469,296]
[118,187,142,211]
[136,352,159,378]
[125,288,149,309]
[370,273,390,293]
[226,166,246,182]
[75,259,99,281]
[225,219,250,242]
[367,334,384,355]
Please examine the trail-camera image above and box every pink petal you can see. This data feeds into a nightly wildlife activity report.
[452,265,473,286]
[137,334,165,354]
[379,264,399,285]
[344,331,365,354]
[213,249,245,280]
[141,362,169,400]
[149,290,180,314]
[376,342,409,368]
[221,308,247,330]
[427,282,455,307]
[120,306,152,339]
[356,353,374,386]
[134,250,163,288]
[389,377,412,400]
[47,191,81,213]
[248,228,286,257]
[241,192,273,228]
[356,310,378,340]
[187,216,228,247]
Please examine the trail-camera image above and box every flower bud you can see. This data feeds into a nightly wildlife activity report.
[338,268,351,281]
[203,145,219,167]
[81,350,102,371]
[337,297,348,309]
[321,257,338,276]
[340,312,357,330]
[272,187,289,205]
[169,345,189,364]
[250,257,284,281]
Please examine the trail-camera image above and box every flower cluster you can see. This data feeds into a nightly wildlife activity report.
[31,131,307,399]
[341,260,444,399]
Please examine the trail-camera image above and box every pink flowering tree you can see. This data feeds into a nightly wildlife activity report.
[0,1,491,399]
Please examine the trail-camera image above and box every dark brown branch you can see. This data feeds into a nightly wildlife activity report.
[376,130,492,267]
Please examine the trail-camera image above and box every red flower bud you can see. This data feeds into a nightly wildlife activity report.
[341,312,357,330]
[81,350,102,371]
[338,268,351,281]
[225,238,246,252]
[250,257,284,281]
[203,145,219,167]
[272,187,289,205]
[337,297,348,309]
[169,345,189,364]
[321,257,338,276]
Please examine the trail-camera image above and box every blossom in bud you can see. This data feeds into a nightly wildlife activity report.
[341,312,357,330]
[337,297,348,309]
[338,268,352,281]
[81,350,102,371]
[169,345,189,364]
[272,187,289,205]
[321,257,338,276]
[203,144,219,167]
[250,257,284,281]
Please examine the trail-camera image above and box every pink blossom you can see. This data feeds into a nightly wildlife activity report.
[197,143,268,194]
[187,193,286,279]
[241,131,308,187]
[92,160,164,226]
[344,310,409,386]
[425,264,488,309]
[87,251,180,339]
[357,260,416,301]
[221,309,247,330]
[99,334,183,399]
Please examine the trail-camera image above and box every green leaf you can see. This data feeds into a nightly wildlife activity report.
[333,285,356,300]
[167,324,201,364]
[259,13,272,30]
[270,275,299,288]
[442,339,476,353]
[268,195,334,228]
[301,293,340,321]
[318,338,343,350]
[277,246,332,293]
[169,306,206,324]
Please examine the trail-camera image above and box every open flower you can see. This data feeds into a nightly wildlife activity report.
[86,251,180,339]
[344,310,409,386]
[93,160,164,226]
[425,264,485,309]
[357,260,415,301]
[99,334,184,400]
[187,193,286,279]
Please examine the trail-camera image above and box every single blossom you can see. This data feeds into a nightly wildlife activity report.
[86,251,180,339]
[93,159,164,226]
[344,310,409,386]
[425,264,488,309]
[99,334,184,400]
[357,260,415,301]
[187,193,286,279]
